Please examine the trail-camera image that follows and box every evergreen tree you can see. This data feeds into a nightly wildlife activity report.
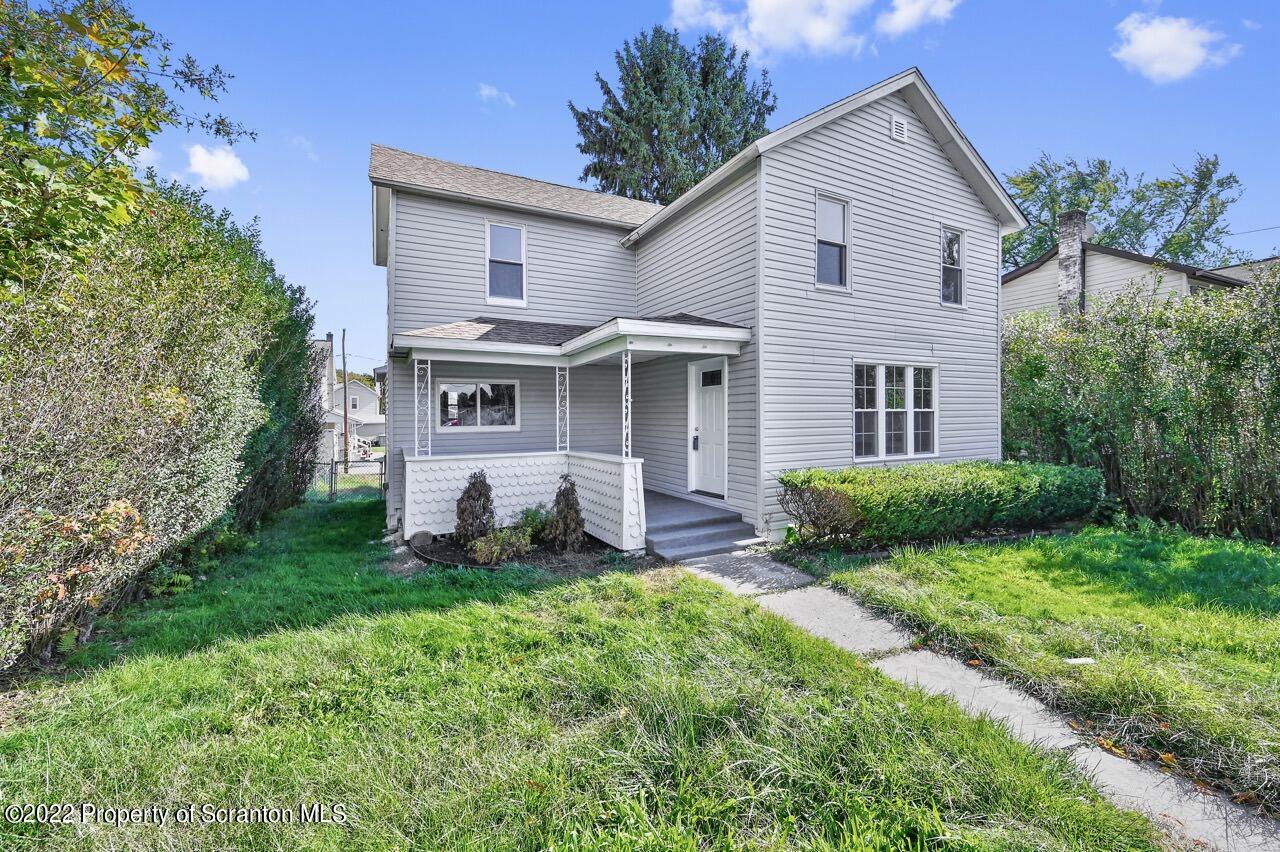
[569,26,776,204]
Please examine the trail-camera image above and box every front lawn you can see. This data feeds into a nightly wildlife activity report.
[0,500,1158,849]
[811,526,1280,809]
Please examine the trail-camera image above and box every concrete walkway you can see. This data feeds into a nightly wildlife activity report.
[682,551,1280,852]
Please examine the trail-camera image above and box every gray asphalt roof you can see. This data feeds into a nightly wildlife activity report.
[369,144,662,227]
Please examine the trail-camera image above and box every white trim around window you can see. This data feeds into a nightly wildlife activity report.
[433,379,521,433]
[485,219,527,307]
[852,362,939,461]
[814,190,851,291]
[939,223,965,308]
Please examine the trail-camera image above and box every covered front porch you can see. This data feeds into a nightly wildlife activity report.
[391,314,751,551]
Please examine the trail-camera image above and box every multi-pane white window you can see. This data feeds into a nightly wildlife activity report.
[852,364,937,459]
[853,364,877,457]
[487,222,525,303]
[350,395,360,410]
[436,380,519,431]
[816,196,848,288]
[941,227,963,305]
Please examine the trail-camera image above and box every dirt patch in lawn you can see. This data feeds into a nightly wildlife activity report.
[388,534,658,580]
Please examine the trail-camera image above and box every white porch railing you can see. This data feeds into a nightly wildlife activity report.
[403,451,645,552]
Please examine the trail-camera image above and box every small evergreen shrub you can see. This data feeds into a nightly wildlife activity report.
[545,475,586,553]
[454,470,495,547]
[516,504,553,542]
[777,461,1102,547]
[468,526,533,566]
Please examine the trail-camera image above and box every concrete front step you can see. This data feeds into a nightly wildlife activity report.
[648,520,765,561]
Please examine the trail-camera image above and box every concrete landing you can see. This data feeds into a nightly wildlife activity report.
[682,550,814,595]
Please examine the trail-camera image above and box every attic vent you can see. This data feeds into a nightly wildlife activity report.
[889,114,908,144]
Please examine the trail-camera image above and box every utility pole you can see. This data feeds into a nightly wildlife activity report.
[341,328,350,474]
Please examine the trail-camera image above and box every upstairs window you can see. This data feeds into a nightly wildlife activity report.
[350,395,360,410]
[941,227,964,305]
[487,222,525,304]
[816,196,848,288]
[853,364,938,459]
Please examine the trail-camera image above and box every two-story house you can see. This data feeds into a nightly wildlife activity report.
[370,68,1026,559]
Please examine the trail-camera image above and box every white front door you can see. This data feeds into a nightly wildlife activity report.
[689,358,727,497]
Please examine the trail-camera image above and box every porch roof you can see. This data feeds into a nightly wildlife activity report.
[391,313,750,366]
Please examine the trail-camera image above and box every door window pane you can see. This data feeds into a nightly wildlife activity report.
[700,369,723,387]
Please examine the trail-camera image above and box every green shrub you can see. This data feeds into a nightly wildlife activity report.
[777,461,1103,547]
[545,475,586,553]
[1002,265,1280,541]
[516,504,553,542]
[454,471,495,547]
[467,526,533,566]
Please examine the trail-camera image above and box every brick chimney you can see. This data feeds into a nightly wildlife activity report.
[1057,210,1088,313]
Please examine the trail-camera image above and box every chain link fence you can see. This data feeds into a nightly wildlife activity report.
[306,456,385,502]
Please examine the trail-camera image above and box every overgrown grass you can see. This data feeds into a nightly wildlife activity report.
[816,525,1280,809]
[0,500,1158,849]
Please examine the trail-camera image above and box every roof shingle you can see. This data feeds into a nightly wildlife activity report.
[370,145,662,227]
[400,314,747,348]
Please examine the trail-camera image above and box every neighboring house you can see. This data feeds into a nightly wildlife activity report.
[1211,255,1279,285]
[371,68,1026,558]
[1002,210,1244,316]
[334,378,386,445]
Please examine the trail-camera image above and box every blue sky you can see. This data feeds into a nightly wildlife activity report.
[131,0,1278,367]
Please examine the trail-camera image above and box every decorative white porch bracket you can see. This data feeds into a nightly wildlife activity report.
[555,366,569,452]
[414,358,432,456]
[622,349,632,458]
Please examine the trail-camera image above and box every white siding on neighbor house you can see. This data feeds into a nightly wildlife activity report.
[385,359,623,528]
[634,166,760,525]
[757,92,1003,533]
[1085,252,1187,306]
[1001,262,1057,316]
[390,191,637,332]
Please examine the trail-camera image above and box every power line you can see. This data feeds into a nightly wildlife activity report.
[1227,225,1280,236]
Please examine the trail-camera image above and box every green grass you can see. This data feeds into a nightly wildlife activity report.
[813,525,1280,807]
[0,500,1158,850]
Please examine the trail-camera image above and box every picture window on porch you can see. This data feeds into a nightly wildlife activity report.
[436,381,519,431]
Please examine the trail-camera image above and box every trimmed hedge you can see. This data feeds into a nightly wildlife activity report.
[777,461,1103,546]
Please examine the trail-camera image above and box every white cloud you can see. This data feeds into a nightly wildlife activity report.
[672,0,872,59]
[1242,18,1261,31]
[185,144,249,190]
[289,134,319,163]
[477,83,516,108]
[132,147,160,168]
[1111,13,1241,83]
[875,0,959,37]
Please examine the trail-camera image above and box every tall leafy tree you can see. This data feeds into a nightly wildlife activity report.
[1002,153,1241,271]
[569,26,776,204]
[1,0,252,284]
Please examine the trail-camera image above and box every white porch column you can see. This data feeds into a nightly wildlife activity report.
[556,366,569,452]
[414,358,432,456]
[622,350,632,458]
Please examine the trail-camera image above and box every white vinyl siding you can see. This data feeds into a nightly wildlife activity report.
[758,92,1002,532]
[634,165,759,525]
[1085,252,1187,306]
[1001,262,1058,316]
